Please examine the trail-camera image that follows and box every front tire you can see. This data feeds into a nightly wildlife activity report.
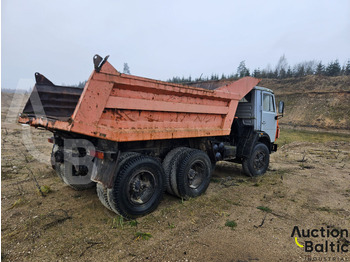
[242,143,270,177]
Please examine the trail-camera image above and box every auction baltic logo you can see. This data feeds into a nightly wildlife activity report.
[291,226,349,253]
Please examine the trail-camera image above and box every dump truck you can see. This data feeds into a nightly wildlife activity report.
[18,55,284,218]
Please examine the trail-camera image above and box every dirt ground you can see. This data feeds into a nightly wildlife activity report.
[1,92,350,261]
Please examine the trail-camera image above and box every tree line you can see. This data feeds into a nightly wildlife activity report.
[168,56,350,83]
[74,58,350,87]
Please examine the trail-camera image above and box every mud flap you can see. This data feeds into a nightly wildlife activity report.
[91,157,119,188]
[271,143,278,152]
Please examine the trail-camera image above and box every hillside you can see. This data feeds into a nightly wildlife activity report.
[260,75,350,131]
[187,75,350,131]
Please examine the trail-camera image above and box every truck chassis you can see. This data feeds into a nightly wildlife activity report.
[19,55,280,218]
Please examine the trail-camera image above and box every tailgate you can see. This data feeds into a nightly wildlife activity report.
[21,73,83,121]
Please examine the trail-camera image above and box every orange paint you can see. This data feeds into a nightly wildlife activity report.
[275,119,280,139]
[19,58,260,142]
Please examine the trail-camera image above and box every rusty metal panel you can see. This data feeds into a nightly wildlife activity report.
[187,80,230,90]
[105,96,229,114]
[19,55,260,142]
[22,73,83,120]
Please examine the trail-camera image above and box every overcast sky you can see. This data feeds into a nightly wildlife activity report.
[2,0,350,89]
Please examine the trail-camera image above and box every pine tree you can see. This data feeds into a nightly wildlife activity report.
[344,60,350,75]
[237,61,249,78]
[316,62,325,75]
[123,63,131,74]
[253,69,261,78]
[77,80,87,88]
[266,69,275,78]
[286,67,293,78]
[294,64,305,77]
[326,60,341,76]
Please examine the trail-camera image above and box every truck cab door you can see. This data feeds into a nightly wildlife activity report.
[261,92,277,142]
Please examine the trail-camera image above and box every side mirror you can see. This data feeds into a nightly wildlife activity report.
[278,101,284,115]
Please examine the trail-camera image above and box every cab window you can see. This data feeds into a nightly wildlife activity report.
[263,94,275,112]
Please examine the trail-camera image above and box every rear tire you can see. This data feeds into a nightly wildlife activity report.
[107,155,165,219]
[50,144,59,170]
[162,147,191,196]
[176,149,212,199]
[242,143,270,177]
[105,152,140,214]
[96,183,113,211]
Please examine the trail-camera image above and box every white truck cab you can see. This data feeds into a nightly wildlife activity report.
[229,86,284,177]
[236,86,279,143]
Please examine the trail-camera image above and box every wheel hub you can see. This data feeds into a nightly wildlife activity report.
[132,180,142,192]
[188,169,197,180]
[187,161,205,189]
[254,152,266,169]
[128,171,155,205]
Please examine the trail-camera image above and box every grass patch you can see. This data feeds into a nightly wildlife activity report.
[134,232,152,240]
[210,178,221,183]
[168,223,175,229]
[8,198,25,210]
[317,207,332,212]
[225,220,237,230]
[277,128,350,146]
[111,217,138,228]
[111,216,125,229]
[37,185,52,195]
[223,199,241,206]
[129,220,138,227]
[257,206,272,213]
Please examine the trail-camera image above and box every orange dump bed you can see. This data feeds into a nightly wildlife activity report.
[19,56,260,142]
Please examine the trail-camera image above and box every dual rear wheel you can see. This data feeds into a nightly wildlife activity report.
[107,154,165,219]
[97,148,212,218]
[52,141,269,218]
[163,148,212,199]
